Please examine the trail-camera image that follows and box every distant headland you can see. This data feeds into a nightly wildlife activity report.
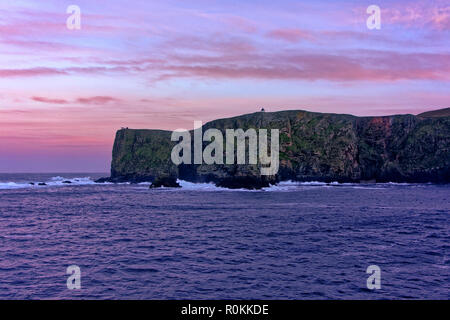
[97,108,450,189]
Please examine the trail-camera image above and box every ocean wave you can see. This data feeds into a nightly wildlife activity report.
[144,180,259,192]
[262,180,333,191]
[142,179,431,192]
[0,176,105,190]
[177,180,241,191]
[265,180,425,190]
[0,182,32,190]
[0,177,435,191]
[48,176,97,185]
[175,180,347,192]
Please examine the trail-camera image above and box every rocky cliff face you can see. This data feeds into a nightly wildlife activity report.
[106,109,450,188]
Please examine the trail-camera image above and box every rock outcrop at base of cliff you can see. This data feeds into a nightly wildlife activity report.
[149,176,181,188]
[101,108,450,189]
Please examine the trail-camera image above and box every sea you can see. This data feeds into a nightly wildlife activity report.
[0,173,448,299]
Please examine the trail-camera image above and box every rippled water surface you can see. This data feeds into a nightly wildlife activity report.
[0,173,448,299]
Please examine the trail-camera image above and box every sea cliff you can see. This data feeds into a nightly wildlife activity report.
[102,108,450,188]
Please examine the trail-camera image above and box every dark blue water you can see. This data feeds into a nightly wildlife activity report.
[0,173,448,299]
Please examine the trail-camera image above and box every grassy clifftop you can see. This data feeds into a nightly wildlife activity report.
[107,108,450,187]
[418,107,450,118]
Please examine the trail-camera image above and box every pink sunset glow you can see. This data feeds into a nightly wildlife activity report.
[0,0,448,172]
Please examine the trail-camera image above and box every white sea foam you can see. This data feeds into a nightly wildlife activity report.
[176,180,335,192]
[46,176,98,186]
[0,176,429,191]
[381,182,415,186]
[174,179,426,191]
[177,180,236,191]
[151,180,259,192]
[0,176,105,190]
[0,182,32,190]
[262,180,331,191]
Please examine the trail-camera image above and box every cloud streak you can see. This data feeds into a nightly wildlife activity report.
[3,49,449,83]
[32,96,69,104]
[266,28,313,43]
[31,96,121,105]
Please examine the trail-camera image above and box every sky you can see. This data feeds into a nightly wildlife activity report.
[0,0,449,172]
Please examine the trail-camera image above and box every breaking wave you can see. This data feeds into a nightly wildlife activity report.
[0,176,431,191]
[0,176,105,190]
[170,180,424,192]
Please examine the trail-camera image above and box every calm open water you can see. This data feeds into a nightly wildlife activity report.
[0,173,448,299]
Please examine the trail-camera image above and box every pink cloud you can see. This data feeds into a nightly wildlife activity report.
[223,15,258,33]
[0,67,67,77]
[383,5,450,30]
[0,66,131,78]
[29,96,122,105]
[2,47,448,83]
[192,12,258,33]
[155,50,450,82]
[266,28,314,43]
[32,96,69,104]
[161,34,257,54]
[75,96,121,105]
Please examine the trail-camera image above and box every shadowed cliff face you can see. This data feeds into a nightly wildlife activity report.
[107,109,450,188]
